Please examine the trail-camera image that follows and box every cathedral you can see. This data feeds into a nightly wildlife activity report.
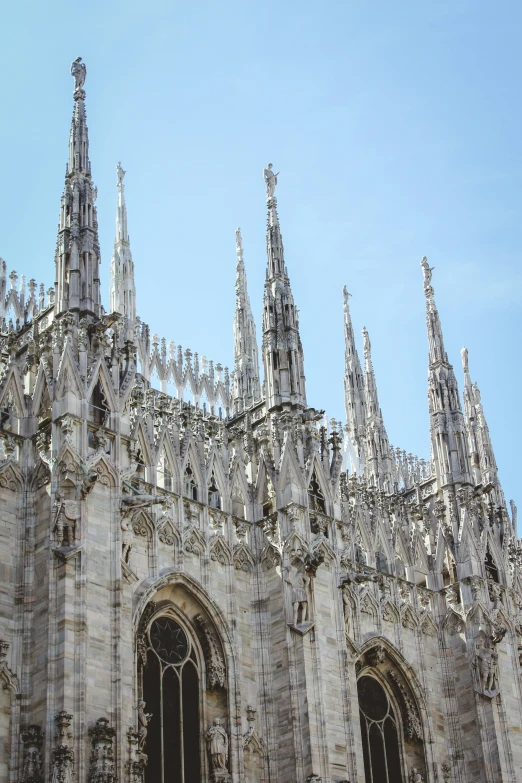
[0,58,521,783]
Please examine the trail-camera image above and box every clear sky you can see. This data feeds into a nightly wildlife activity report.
[1,1,520,519]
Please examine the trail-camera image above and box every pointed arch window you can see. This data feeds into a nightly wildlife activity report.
[135,447,146,480]
[485,546,499,583]
[308,471,326,513]
[158,451,173,492]
[184,463,198,502]
[141,615,201,783]
[208,473,221,509]
[358,675,403,783]
[90,380,109,426]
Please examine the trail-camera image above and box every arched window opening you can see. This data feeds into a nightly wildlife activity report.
[135,447,146,480]
[208,473,221,509]
[308,471,326,513]
[442,551,458,586]
[376,545,389,574]
[184,463,198,501]
[90,380,109,426]
[141,616,201,783]
[157,451,173,492]
[261,473,275,518]
[485,547,499,583]
[358,675,403,783]
[231,486,246,519]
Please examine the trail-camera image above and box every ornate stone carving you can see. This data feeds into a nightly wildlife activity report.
[368,644,386,667]
[50,710,74,783]
[410,769,425,783]
[126,729,145,783]
[206,718,230,781]
[137,701,152,752]
[474,628,506,698]
[263,163,278,199]
[20,724,44,783]
[441,762,451,782]
[285,559,310,626]
[136,601,156,667]
[120,492,168,564]
[71,57,87,94]
[389,671,423,742]
[196,614,226,690]
[53,491,81,547]
[88,718,116,783]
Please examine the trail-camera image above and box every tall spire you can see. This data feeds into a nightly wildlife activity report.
[232,228,261,415]
[422,257,471,487]
[361,325,393,490]
[110,162,136,329]
[261,165,306,410]
[54,59,101,316]
[343,287,367,475]
[461,347,500,495]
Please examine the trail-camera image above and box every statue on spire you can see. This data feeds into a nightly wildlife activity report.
[235,227,243,260]
[264,163,279,199]
[71,58,86,93]
[461,346,469,373]
[117,161,126,186]
[420,256,434,291]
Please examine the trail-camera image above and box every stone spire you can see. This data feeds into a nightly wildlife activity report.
[261,165,306,410]
[343,286,367,475]
[461,347,500,493]
[54,59,101,316]
[361,325,393,490]
[109,162,136,328]
[232,228,261,415]
[422,257,470,487]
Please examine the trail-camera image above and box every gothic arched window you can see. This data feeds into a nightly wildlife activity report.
[308,471,326,513]
[208,473,221,509]
[358,675,403,783]
[184,464,198,501]
[142,616,201,783]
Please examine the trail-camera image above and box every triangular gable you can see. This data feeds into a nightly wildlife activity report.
[86,356,117,412]
[0,366,25,418]
[55,344,84,400]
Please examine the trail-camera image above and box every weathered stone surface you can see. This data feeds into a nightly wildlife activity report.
[0,61,520,783]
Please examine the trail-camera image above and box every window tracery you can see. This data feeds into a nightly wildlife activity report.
[358,675,403,783]
[140,614,201,783]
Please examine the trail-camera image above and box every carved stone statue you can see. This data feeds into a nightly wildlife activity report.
[137,701,152,752]
[475,637,499,693]
[120,493,169,563]
[117,161,126,186]
[206,717,229,773]
[410,769,425,783]
[235,227,243,258]
[121,516,134,564]
[341,584,351,634]
[71,57,86,92]
[420,256,434,290]
[53,491,81,547]
[285,560,310,626]
[263,163,279,199]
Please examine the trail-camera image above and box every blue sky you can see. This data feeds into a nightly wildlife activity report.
[1,1,520,517]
